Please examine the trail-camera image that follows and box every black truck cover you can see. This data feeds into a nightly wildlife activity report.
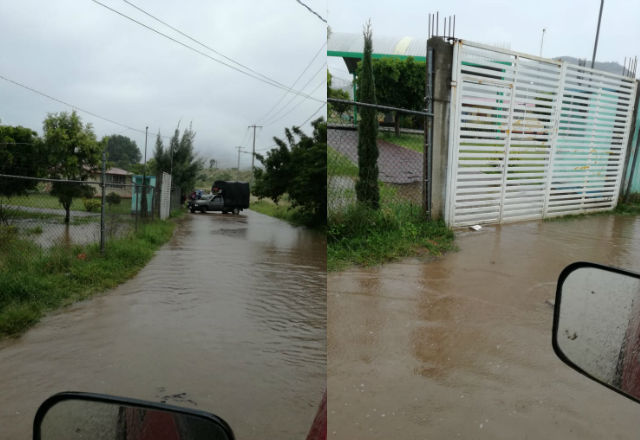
[213,181,250,208]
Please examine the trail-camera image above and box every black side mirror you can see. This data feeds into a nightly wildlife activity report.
[553,262,640,404]
[33,392,235,440]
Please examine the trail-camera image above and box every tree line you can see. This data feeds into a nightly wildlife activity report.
[329,47,426,135]
[0,111,202,223]
[2,110,327,227]
[252,117,327,227]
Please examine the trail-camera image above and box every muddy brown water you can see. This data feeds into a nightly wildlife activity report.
[329,215,640,439]
[0,210,326,439]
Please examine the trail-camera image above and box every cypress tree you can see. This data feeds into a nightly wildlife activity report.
[355,21,380,209]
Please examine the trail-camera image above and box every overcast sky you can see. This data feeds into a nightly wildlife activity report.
[0,0,327,168]
[328,0,640,80]
[4,1,637,169]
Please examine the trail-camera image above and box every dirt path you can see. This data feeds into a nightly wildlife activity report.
[328,129,423,184]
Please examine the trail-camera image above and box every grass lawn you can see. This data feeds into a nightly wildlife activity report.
[378,131,424,153]
[5,193,84,210]
[4,193,132,215]
[0,217,177,338]
[328,146,358,177]
[250,198,308,227]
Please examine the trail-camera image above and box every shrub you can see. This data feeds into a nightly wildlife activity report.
[106,192,121,207]
[83,198,101,212]
[327,201,455,270]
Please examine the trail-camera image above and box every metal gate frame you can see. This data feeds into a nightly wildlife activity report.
[445,40,638,227]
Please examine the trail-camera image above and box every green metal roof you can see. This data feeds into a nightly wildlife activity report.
[328,32,426,73]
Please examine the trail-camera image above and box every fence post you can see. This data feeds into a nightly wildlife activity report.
[100,150,106,254]
[424,45,434,218]
[135,184,139,232]
[352,72,358,125]
[427,37,454,221]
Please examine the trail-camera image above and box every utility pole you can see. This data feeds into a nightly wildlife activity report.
[142,126,149,217]
[235,146,242,180]
[248,124,263,174]
[539,28,546,57]
[591,0,604,69]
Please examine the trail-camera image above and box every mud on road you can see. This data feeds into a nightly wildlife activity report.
[0,210,326,440]
[329,215,640,439]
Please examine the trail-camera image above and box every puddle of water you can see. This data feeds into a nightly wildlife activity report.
[11,217,132,248]
[329,215,640,439]
[0,210,326,440]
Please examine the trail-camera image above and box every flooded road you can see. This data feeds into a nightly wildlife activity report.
[329,215,640,439]
[0,210,326,439]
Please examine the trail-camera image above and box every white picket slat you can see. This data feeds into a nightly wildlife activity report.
[447,41,637,227]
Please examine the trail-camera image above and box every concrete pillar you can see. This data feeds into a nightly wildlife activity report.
[427,37,453,220]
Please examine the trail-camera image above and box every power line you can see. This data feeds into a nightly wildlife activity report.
[298,101,326,127]
[255,144,276,151]
[121,0,293,92]
[90,0,323,103]
[263,62,326,125]
[239,126,250,148]
[264,78,326,126]
[0,72,148,136]
[256,41,327,124]
[294,0,327,23]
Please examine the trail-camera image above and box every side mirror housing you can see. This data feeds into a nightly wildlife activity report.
[553,262,640,403]
[33,392,235,440]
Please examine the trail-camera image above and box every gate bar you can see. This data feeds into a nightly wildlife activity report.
[327,98,433,117]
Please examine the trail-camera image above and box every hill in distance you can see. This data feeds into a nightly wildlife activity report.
[553,56,635,77]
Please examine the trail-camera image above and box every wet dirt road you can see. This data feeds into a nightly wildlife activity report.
[328,129,422,184]
[329,215,640,439]
[0,210,326,439]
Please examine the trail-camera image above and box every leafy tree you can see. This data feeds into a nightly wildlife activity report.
[357,56,425,134]
[106,192,121,207]
[129,159,156,176]
[253,141,291,204]
[104,134,141,170]
[0,124,43,197]
[153,124,203,196]
[287,118,326,225]
[253,117,327,226]
[209,158,217,170]
[43,111,101,223]
[355,22,380,209]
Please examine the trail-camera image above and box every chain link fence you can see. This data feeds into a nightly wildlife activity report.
[0,173,168,262]
[328,99,427,214]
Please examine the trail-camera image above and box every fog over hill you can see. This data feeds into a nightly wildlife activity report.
[554,56,635,77]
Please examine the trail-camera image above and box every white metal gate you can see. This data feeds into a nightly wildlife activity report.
[445,41,637,227]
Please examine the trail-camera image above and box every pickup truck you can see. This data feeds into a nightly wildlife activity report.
[190,181,250,215]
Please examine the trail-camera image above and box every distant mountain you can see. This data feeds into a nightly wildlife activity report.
[553,56,632,77]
